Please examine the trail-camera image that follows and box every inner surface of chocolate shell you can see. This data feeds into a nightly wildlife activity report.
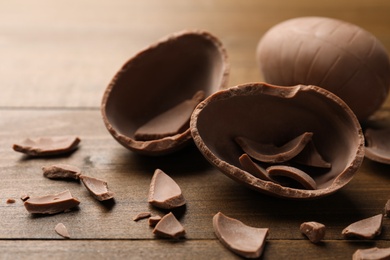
[190,83,364,199]
[102,30,229,155]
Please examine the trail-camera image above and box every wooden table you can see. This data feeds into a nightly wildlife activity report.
[1,0,390,259]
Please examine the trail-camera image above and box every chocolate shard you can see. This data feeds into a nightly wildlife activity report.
[12,136,80,157]
[342,214,383,239]
[364,128,390,164]
[235,132,313,164]
[267,165,317,190]
[133,212,151,221]
[148,215,162,227]
[24,190,80,214]
[238,153,273,181]
[293,141,331,168]
[148,169,185,209]
[6,198,15,204]
[55,223,70,239]
[213,212,268,259]
[42,164,81,180]
[153,212,186,239]
[300,221,326,243]
[385,199,390,217]
[134,90,205,141]
[20,194,30,202]
[80,175,114,201]
[353,247,390,260]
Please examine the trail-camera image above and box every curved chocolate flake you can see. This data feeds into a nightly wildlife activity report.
[148,169,185,209]
[238,154,272,181]
[80,175,114,201]
[364,128,390,164]
[42,164,81,180]
[13,136,80,157]
[153,212,185,239]
[267,165,317,190]
[342,214,383,239]
[24,190,80,214]
[213,212,268,259]
[235,132,313,163]
[353,247,390,260]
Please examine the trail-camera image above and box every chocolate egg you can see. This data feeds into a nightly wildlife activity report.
[101,30,229,155]
[190,82,364,199]
[256,17,390,121]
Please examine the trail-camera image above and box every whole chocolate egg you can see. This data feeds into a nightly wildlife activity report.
[256,17,390,121]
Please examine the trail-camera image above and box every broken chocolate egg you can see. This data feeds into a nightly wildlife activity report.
[190,82,364,199]
[101,30,229,155]
[256,16,390,121]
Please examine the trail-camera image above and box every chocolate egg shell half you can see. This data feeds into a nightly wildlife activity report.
[256,17,390,121]
[102,30,229,155]
[191,82,364,199]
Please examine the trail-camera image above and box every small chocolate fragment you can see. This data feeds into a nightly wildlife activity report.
[133,212,151,221]
[293,141,331,168]
[300,221,326,243]
[135,90,205,141]
[24,190,80,214]
[213,212,268,259]
[148,215,162,227]
[385,199,390,217]
[20,194,30,202]
[267,165,317,190]
[153,212,185,239]
[353,247,390,260]
[148,169,185,209]
[342,214,383,239]
[80,175,114,201]
[235,132,313,164]
[42,164,81,180]
[6,198,16,204]
[12,136,80,157]
[238,153,273,181]
[364,128,390,164]
[55,223,70,239]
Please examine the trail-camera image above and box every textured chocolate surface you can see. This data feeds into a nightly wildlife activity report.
[153,212,185,239]
[213,212,268,259]
[300,221,326,243]
[257,16,390,121]
[342,214,383,239]
[42,164,81,180]
[13,136,80,157]
[80,175,114,201]
[191,83,364,199]
[24,190,80,214]
[101,30,229,155]
[148,169,185,209]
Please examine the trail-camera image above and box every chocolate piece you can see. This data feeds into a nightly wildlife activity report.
[267,165,317,190]
[257,17,390,121]
[364,128,390,164]
[6,198,15,204]
[42,164,81,180]
[385,199,390,217]
[353,247,390,260]
[293,141,331,168]
[238,154,273,181]
[101,30,229,155]
[300,221,326,243]
[80,175,114,201]
[135,90,205,141]
[13,136,80,156]
[55,223,70,239]
[148,169,185,209]
[24,190,80,214]
[148,215,162,227]
[235,132,313,163]
[342,214,383,239]
[213,212,268,259]
[190,83,364,199]
[153,212,185,239]
[133,212,151,221]
[20,194,30,202]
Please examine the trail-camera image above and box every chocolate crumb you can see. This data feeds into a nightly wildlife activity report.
[148,215,162,227]
[6,198,16,204]
[342,214,383,239]
[24,190,80,214]
[300,221,326,243]
[12,136,80,157]
[55,223,70,239]
[385,199,390,217]
[42,164,81,180]
[353,247,390,260]
[213,212,268,259]
[153,212,185,239]
[20,194,30,202]
[148,169,185,209]
[80,175,114,201]
[133,212,151,221]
